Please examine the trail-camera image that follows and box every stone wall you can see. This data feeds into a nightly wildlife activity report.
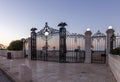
[0,50,24,59]
[9,51,24,59]
[109,55,120,82]
[0,50,7,56]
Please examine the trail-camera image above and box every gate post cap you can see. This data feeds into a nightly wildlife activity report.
[106,26,115,34]
[86,28,91,31]
[108,26,113,29]
[85,28,92,35]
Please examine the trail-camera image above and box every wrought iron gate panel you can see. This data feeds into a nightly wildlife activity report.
[36,22,60,61]
[36,32,59,61]
[66,33,85,63]
[92,30,106,64]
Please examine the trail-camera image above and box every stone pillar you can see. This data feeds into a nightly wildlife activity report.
[19,64,32,82]
[27,38,31,59]
[22,38,26,58]
[1,57,6,65]
[85,29,92,64]
[58,22,67,63]
[2,57,7,67]
[30,28,37,60]
[106,27,115,64]
[0,58,5,65]
[4,59,10,68]
[59,27,66,62]
[10,60,14,72]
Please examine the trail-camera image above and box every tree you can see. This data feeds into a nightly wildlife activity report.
[7,40,23,50]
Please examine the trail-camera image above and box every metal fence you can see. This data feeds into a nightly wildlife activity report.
[36,28,59,62]
[115,34,120,48]
[91,30,106,64]
[66,33,85,63]
[36,31,85,63]
[32,30,107,63]
[28,23,118,64]
[110,33,120,55]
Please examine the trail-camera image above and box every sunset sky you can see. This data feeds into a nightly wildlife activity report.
[0,0,120,46]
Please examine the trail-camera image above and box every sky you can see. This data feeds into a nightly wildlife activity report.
[0,0,120,46]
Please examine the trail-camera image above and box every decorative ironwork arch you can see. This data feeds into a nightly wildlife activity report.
[37,22,59,40]
[92,30,106,38]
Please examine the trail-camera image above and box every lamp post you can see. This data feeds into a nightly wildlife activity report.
[44,28,49,61]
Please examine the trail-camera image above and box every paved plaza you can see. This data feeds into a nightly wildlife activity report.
[0,70,13,82]
[0,56,116,82]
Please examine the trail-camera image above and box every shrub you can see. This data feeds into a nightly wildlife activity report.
[111,47,120,55]
[7,40,23,50]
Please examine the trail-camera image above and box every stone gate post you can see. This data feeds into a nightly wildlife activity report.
[85,28,92,64]
[27,38,31,59]
[30,28,37,60]
[22,38,26,58]
[106,26,115,64]
[58,22,67,63]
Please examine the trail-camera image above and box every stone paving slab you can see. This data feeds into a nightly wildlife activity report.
[0,70,13,82]
[0,56,116,82]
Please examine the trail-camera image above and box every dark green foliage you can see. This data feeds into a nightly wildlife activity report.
[111,47,120,55]
[7,40,23,50]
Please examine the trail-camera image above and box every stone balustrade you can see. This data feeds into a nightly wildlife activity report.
[9,51,24,59]
[0,50,7,57]
[0,50,24,59]
[109,55,120,82]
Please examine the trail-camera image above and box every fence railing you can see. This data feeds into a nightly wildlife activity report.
[24,23,119,64]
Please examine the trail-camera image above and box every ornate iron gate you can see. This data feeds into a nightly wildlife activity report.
[29,22,111,64]
[35,22,85,63]
[66,33,85,63]
[91,30,106,64]
[36,23,59,61]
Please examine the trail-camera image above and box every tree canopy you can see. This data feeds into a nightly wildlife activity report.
[7,40,23,50]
